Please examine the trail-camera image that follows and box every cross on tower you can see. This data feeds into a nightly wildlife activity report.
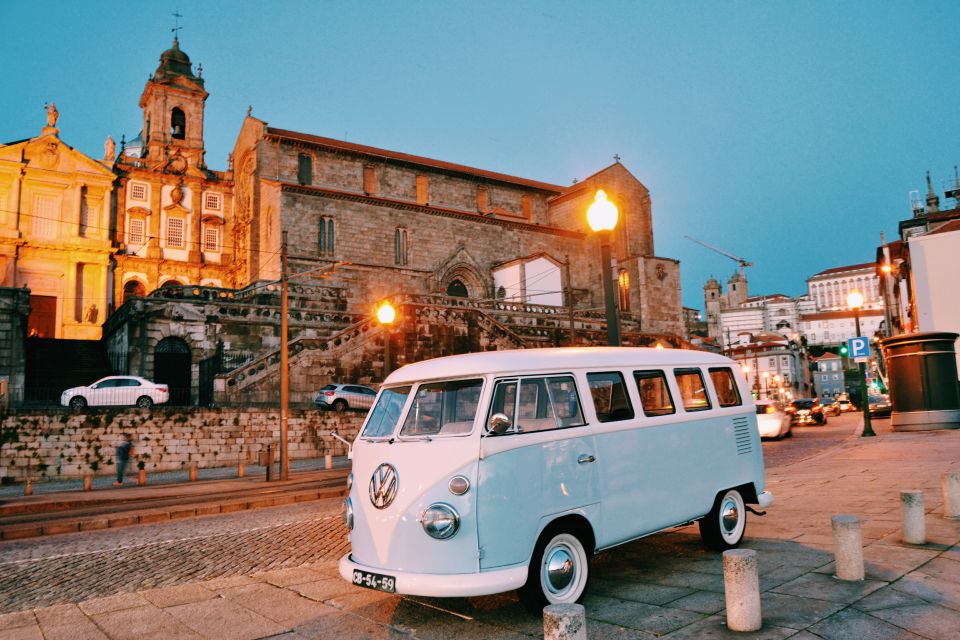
[613,154,621,163]
[171,10,183,38]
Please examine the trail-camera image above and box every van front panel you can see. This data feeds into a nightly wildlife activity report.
[349,437,481,575]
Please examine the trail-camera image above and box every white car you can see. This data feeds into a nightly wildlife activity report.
[755,399,791,439]
[61,376,170,409]
[315,384,377,412]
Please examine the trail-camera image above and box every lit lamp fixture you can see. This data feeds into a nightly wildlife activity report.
[376,301,396,376]
[587,189,620,346]
[847,290,875,437]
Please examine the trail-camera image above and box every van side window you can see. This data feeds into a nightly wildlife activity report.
[675,368,712,412]
[709,367,742,407]
[633,370,675,416]
[400,379,483,436]
[487,376,584,433]
[587,372,634,422]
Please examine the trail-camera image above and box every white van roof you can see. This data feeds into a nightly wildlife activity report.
[384,347,735,385]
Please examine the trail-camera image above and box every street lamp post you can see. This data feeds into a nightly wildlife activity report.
[587,190,620,346]
[376,301,396,378]
[847,290,875,437]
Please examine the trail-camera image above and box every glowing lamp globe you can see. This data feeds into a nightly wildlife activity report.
[376,302,396,325]
[847,290,864,310]
[587,190,619,232]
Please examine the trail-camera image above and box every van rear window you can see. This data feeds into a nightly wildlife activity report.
[675,369,711,412]
[708,367,742,407]
[587,372,634,423]
[633,370,675,417]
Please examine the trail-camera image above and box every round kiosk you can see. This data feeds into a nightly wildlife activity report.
[881,331,960,431]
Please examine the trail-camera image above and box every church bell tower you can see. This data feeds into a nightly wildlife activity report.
[138,37,208,172]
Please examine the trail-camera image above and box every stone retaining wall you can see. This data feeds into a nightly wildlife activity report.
[0,408,365,483]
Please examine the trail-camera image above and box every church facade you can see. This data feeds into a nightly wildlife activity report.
[3,36,686,403]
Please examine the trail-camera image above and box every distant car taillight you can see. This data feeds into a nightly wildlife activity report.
[766,406,775,414]
[325,391,335,397]
[785,406,795,413]
[158,386,168,393]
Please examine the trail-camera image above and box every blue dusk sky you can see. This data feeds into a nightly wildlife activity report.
[3,1,958,312]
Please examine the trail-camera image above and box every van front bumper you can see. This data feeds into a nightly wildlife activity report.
[339,553,528,598]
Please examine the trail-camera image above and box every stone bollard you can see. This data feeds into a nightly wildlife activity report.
[237,461,246,478]
[831,515,864,581]
[901,490,926,545]
[543,603,587,640]
[723,549,762,632]
[942,472,960,519]
[83,473,93,491]
[137,469,147,486]
[325,453,333,469]
[24,479,32,496]
[188,462,198,482]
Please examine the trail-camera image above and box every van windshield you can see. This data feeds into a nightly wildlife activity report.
[361,386,411,438]
[400,379,483,437]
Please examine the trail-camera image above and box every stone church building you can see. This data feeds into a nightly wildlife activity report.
[1,37,686,405]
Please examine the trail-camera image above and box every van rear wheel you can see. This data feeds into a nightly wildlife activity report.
[699,489,746,551]
[518,529,590,612]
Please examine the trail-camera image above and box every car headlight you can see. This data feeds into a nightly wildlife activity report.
[421,503,460,540]
[342,497,353,530]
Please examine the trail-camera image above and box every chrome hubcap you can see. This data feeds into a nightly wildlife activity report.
[544,546,575,594]
[721,499,740,534]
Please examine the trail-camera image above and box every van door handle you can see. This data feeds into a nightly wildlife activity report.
[577,454,596,464]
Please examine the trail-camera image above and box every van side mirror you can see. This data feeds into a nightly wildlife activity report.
[488,413,512,435]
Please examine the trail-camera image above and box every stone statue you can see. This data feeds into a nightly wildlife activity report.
[45,102,59,127]
[85,304,99,324]
[247,105,252,117]
[104,135,116,161]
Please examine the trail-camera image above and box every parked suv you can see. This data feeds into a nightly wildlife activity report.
[315,384,377,412]
[787,398,827,425]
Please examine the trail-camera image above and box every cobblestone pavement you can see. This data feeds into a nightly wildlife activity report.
[0,501,348,613]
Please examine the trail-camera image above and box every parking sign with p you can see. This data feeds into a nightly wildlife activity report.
[848,337,870,359]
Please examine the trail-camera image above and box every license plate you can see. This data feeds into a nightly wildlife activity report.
[352,569,396,593]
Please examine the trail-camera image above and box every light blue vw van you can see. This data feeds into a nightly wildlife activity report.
[339,347,773,609]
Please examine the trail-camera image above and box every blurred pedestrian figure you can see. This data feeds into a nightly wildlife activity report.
[114,434,135,486]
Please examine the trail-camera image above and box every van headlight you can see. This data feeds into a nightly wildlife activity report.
[342,497,354,530]
[421,503,460,539]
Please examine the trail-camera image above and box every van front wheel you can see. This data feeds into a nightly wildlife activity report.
[699,489,746,551]
[519,530,590,612]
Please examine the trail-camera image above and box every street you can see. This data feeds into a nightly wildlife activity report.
[0,412,872,616]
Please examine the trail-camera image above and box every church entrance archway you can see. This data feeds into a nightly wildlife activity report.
[154,337,192,405]
[446,278,469,297]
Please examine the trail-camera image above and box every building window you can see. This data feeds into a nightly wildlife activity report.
[833,374,839,380]
[78,187,91,238]
[171,107,186,140]
[204,192,222,210]
[363,165,377,196]
[130,182,148,201]
[618,269,630,311]
[768,358,775,368]
[476,186,488,212]
[32,194,58,238]
[128,217,145,245]
[166,216,185,248]
[203,225,220,252]
[521,194,532,219]
[298,154,312,186]
[123,280,146,303]
[416,175,429,205]
[394,228,408,266]
[318,217,334,255]
[822,374,828,382]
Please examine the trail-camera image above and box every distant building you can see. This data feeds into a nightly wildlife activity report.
[703,272,747,338]
[878,171,960,373]
[725,332,812,401]
[812,352,845,401]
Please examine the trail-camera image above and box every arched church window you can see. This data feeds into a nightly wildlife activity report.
[446,279,468,297]
[171,108,186,140]
[496,286,506,299]
[123,280,146,303]
[618,269,630,311]
[298,154,312,186]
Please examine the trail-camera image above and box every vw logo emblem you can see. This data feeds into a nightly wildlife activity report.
[369,463,398,510]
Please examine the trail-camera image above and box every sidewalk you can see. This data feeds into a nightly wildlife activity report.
[1,425,958,639]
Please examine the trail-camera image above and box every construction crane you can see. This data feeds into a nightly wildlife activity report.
[685,236,754,277]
